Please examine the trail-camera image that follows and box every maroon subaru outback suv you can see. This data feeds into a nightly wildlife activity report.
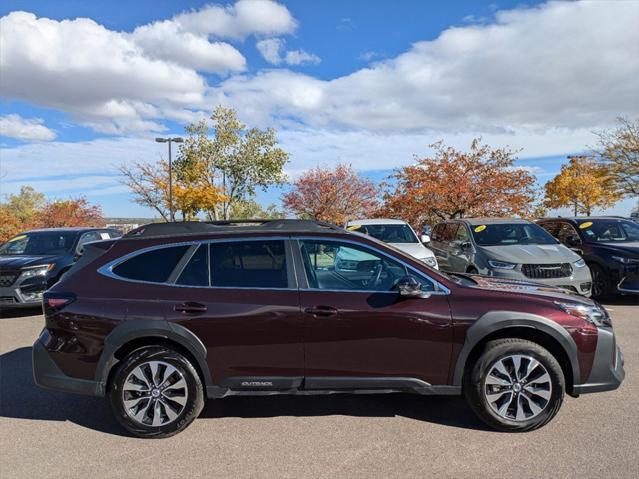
[33,220,624,438]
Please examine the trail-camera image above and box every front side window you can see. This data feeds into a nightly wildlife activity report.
[471,223,557,246]
[556,223,579,243]
[112,245,190,283]
[0,232,77,255]
[209,240,288,288]
[456,224,470,242]
[299,239,435,293]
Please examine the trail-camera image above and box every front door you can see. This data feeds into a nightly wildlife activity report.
[296,238,453,387]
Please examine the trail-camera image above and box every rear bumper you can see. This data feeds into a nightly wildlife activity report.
[32,331,105,397]
[573,326,625,394]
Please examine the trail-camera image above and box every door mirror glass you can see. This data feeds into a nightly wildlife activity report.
[420,234,430,244]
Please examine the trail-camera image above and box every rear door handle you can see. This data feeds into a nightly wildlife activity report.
[174,302,207,314]
[304,306,338,317]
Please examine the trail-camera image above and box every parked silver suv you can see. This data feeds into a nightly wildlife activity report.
[428,218,592,296]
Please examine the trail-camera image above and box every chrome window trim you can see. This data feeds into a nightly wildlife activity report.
[295,236,451,296]
[97,236,295,289]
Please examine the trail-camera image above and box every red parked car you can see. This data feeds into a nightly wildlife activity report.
[33,220,624,438]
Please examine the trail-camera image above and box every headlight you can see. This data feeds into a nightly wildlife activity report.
[423,256,438,268]
[488,260,517,270]
[18,264,54,280]
[611,255,639,265]
[555,301,611,327]
[573,258,586,268]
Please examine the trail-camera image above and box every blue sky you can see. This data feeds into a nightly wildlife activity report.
[1,0,638,218]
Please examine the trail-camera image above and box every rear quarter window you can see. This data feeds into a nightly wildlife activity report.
[112,245,190,283]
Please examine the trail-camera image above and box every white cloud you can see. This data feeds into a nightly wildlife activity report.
[284,49,320,66]
[0,11,207,134]
[131,20,246,73]
[256,38,320,66]
[256,38,285,64]
[0,114,56,141]
[175,0,296,40]
[216,1,639,132]
[0,1,297,134]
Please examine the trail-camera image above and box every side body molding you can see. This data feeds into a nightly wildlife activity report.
[94,319,212,394]
[451,311,580,387]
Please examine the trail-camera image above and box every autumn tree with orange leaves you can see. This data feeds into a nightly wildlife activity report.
[0,187,104,242]
[282,163,380,225]
[36,198,104,228]
[380,139,538,228]
[543,156,620,215]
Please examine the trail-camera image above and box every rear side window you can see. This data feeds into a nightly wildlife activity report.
[176,245,209,286]
[112,245,189,283]
[210,240,288,288]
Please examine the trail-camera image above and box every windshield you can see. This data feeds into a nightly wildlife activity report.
[0,232,77,255]
[579,220,639,242]
[350,224,419,244]
[471,223,557,246]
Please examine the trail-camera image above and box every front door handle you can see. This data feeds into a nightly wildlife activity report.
[174,302,207,314]
[304,306,338,317]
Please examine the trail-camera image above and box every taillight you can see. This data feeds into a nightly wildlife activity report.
[43,292,76,312]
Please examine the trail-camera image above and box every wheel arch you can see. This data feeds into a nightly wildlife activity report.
[452,312,580,396]
[96,320,212,393]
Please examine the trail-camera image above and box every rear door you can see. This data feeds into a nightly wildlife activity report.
[295,237,453,387]
[163,239,305,390]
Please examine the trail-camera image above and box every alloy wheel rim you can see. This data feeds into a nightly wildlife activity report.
[122,360,188,427]
[484,354,552,422]
[592,269,604,297]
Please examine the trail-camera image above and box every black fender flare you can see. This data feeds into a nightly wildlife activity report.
[452,311,580,387]
[94,320,212,393]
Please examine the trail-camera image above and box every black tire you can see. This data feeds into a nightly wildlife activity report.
[464,339,564,432]
[467,266,479,274]
[590,263,613,300]
[109,346,204,438]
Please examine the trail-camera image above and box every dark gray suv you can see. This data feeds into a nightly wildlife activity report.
[428,218,592,296]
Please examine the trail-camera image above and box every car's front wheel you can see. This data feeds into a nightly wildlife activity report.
[464,339,564,432]
[109,345,204,438]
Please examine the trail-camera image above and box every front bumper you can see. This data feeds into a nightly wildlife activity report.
[487,266,592,296]
[617,271,639,295]
[0,277,47,307]
[573,326,625,394]
[32,330,105,396]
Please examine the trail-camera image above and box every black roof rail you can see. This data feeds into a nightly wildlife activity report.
[124,219,342,238]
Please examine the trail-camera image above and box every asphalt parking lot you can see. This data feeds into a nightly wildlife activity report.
[1,299,638,479]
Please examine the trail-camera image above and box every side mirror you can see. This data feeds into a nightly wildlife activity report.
[565,235,582,247]
[397,276,428,298]
[460,241,471,251]
[420,234,431,244]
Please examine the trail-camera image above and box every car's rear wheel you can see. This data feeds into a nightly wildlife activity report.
[464,339,564,432]
[109,346,204,438]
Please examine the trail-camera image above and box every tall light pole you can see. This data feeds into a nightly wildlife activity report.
[155,137,184,222]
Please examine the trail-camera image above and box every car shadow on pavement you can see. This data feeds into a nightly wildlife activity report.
[0,346,127,436]
[200,393,490,431]
[0,306,43,319]
[1,346,489,436]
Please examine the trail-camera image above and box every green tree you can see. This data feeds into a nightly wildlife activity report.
[5,186,46,224]
[593,117,639,198]
[176,106,289,220]
[230,199,285,220]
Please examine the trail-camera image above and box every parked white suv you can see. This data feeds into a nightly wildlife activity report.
[345,219,438,269]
